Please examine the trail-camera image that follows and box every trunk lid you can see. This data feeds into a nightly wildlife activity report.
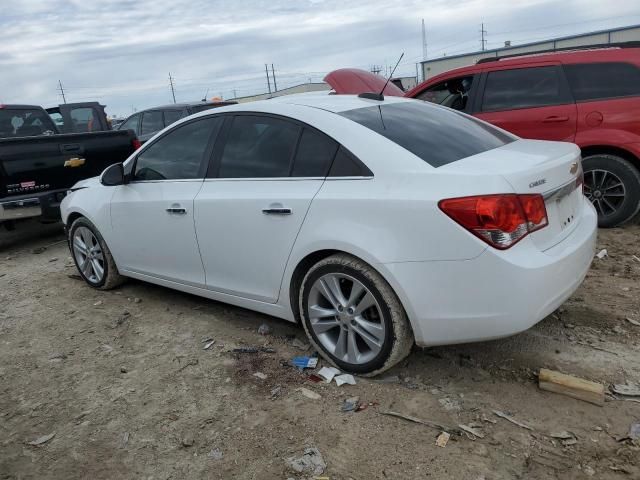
[441,139,584,251]
[323,69,405,97]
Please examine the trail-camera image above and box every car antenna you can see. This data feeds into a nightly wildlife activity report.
[358,52,404,101]
[201,88,209,102]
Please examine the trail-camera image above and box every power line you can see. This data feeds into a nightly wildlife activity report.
[168,72,176,104]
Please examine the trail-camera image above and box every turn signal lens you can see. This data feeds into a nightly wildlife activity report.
[439,194,548,249]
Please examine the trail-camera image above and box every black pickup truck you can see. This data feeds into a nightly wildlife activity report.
[0,104,139,229]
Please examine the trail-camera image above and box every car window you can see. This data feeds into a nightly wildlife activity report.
[291,128,338,177]
[141,110,164,136]
[49,112,64,129]
[416,76,474,111]
[328,146,372,177]
[0,109,56,138]
[217,115,301,178]
[340,101,514,168]
[482,66,570,111]
[164,110,183,126]
[564,62,640,101]
[133,117,222,181]
[70,107,97,132]
[119,114,139,134]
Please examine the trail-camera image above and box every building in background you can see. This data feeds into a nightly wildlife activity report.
[391,76,418,92]
[231,82,330,103]
[421,24,640,80]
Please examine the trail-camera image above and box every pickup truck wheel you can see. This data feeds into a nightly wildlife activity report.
[299,253,414,376]
[69,217,125,290]
[582,154,640,228]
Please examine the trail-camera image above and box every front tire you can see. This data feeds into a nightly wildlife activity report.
[69,217,125,290]
[582,154,640,228]
[299,253,413,376]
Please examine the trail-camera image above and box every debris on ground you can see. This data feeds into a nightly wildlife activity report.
[342,396,360,412]
[291,356,318,370]
[492,410,533,430]
[583,465,596,476]
[182,435,194,447]
[438,397,461,412]
[318,366,340,383]
[298,387,321,400]
[435,431,450,447]
[458,424,484,439]
[26,432,55,446]
[379,410,459,434]
[595,249,608,259]
[202,338,215,350]
[291,338,311,351]
[120,366,128,373]
[626,317,640,327]
[335,373,356,386]
[285,447,326,476]
[375,375,401,384]
[538,368,605,406]
[121,432,129,448]
[48,352,67,361]
[232,347,275,354]
[270,386,282,399]
[67,273,82,281]
[48,257,58,262]
[257,323,272,336]
[628,423,640,440]
[31,246,46,254]
[551,430,578,446]
[93,300,103,307]
[133,297,142,304]
[253,372,268,380]
[611,383,640,397]
[208,448,223,460]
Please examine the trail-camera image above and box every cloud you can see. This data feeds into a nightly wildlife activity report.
[0,0,639,116]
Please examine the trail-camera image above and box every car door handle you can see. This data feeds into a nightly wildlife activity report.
[542,115,570,123]
[166,207,187,214]
[262,207,292,215]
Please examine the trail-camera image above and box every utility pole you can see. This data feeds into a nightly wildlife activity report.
[58,80,67,104]
[271,64,278,92]
[370,65,383,75]
[168,72,176,103]
[421,19,427,60]
[233,88,237,99]
[415,63,420,83]
[480,23,487,51]
[265,64,272,95]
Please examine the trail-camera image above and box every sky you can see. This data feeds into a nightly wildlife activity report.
[1,0,639,117]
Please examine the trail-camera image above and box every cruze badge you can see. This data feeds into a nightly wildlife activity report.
[529,178,546,188]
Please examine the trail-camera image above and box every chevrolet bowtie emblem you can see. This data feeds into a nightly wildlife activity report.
[64,157,86,168]
[569,162,579,175]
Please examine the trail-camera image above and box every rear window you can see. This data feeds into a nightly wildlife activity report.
[0,109,56,138]
[339,101,513,167]
[564,62,640,101]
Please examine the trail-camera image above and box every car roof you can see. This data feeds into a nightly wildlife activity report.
[255,92,412,113]
[130,101,237,113]
[406,45,640,95]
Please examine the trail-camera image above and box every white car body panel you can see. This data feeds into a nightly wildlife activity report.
[61,94,597,348]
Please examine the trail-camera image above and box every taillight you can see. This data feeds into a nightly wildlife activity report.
[132,138,142,150]
[439,194,548,250]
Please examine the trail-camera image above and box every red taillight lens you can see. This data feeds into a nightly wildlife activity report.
[132,138,142,150]
[439,194,548,249]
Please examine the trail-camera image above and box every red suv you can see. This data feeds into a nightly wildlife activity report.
[326,44,640,227]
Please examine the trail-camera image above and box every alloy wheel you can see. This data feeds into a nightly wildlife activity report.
[584,169,626,217]
[72,226,105,284]
[307,273,386,365]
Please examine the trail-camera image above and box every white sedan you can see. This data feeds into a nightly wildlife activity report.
[61,94,597,375]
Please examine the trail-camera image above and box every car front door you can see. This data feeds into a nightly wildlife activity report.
[194,115,338,303]
[474,64,577,142]
[109,116,223,285]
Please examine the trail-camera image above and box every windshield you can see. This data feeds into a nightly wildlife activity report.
[339,101,514,167]
[0,108,57,138]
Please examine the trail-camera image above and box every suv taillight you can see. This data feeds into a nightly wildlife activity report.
[439,194,548,249]
[132,138,142,150]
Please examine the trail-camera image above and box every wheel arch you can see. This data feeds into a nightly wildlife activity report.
[580,145,640,171]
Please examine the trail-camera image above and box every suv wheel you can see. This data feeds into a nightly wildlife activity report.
[299,253,414,376]
[582,154,640,228]
[69,217,125,290]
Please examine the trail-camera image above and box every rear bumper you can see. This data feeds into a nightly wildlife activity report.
[0,190,67,222]
[383,197,598,346]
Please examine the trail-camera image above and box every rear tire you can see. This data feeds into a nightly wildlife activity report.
[582,154,640,228]
[298,253,414,376]
[68,217,125,290]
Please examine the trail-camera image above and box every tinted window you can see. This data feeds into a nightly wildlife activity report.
[292,128,338,177]
[328,147,371,177]
[134,117,222,181]
[218,116,300,178]
[564,62,640,101]
[141,110,164,135]
[416,76,474,111]
[0,109,56,138]
[119,114,139,134]
[164,110,183,126]
[70,107,97,132]
[339,102,513,168]
[482,66,570,111]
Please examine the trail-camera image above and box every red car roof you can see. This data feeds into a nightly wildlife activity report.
[323,68,405,97]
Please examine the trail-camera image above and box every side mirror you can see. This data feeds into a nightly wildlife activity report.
[101,162,125,186]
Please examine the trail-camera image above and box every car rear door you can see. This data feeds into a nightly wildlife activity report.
[474,64,577,142]
[109,116,223,285]
[194,114,338,303]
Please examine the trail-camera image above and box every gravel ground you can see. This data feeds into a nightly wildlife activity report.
[1,220,639,479]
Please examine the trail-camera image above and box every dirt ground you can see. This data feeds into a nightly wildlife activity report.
[1,220,639,480]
